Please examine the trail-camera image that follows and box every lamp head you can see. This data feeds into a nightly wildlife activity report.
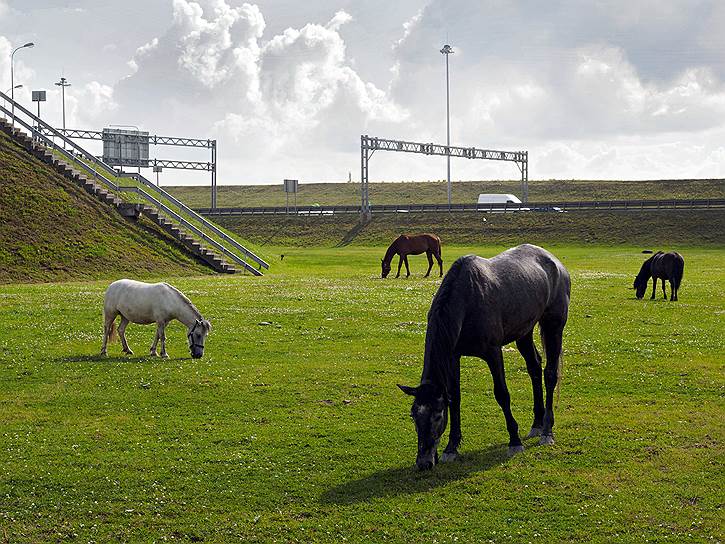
[440,44,454,55]
[23,42,35,48]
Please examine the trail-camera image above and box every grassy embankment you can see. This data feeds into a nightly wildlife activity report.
[215,210,725,248]
[168,178,725,208]
[0,129,211,283]
[1,245,723,542]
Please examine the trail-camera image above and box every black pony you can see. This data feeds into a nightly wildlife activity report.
[633,251,684,301]
[398,244,571,470]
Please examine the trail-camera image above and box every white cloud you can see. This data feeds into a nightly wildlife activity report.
[119,1,407,164]
[1,1,724,184]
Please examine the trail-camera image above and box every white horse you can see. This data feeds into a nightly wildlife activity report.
[101,279,211,359]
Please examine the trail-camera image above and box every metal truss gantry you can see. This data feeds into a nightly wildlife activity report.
[43,128,218,209]
[360,135,529,214]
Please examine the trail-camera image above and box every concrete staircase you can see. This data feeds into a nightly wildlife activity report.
[0,118,236,274]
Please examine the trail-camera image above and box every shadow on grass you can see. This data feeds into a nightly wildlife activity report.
[52,354,195,364]
[335,220,369,247]
[320,443,509,505]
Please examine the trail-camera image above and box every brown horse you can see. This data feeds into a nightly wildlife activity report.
[381,234,443,278]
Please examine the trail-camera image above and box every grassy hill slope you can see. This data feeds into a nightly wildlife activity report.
[215,210,725,248]
[168,178,725,208]
[0,130,211,283]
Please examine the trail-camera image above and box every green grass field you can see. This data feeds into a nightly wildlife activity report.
[1,244,723,543]
[167,178,725,209]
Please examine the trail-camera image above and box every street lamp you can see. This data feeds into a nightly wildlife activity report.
[10,42,34,127]
[110,123,143,175]
[440,43,453,208]
[3,84,22,118]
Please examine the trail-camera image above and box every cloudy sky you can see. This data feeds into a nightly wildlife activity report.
[1,0,724,186]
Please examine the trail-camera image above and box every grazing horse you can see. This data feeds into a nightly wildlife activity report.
[381,234,443,278]
[398,244,570,470]
[633,251,684,301]
[101,279,211,358]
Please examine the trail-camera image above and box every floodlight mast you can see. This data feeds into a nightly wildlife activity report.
[440,44,453,208]
[55,77,71,131]
[10,42,34,127]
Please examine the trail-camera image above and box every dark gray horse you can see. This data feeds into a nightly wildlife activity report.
[398,244,571,470]
[633,251,684,301]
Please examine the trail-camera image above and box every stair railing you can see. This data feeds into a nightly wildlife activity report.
[0,91,267,275]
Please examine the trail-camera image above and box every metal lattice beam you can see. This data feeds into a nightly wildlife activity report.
[361,135,526,163]
[41,127,214,148]
[103,158,213,171]
[40,126,219,209]
[360,134,529,214]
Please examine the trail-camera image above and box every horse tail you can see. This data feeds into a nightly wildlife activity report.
[674,256,684,289]
[108,320,117,343]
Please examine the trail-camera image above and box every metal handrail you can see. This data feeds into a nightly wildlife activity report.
[0,94,263,275]
[120,187,262,276]
[126,172,268,270]
[196,198,725,216]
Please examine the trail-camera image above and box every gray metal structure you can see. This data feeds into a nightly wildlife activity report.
[0,89,267,274]
[360,135,529,214]
[198,198,725,216]
[283,179,299,213]
[440,44,454,207]
[42,127,218,209]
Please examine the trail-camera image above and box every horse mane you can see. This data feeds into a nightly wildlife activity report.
[634,252,662,286]
[382,239,399,264]
[422,256,470,399]
[165,283,203,320]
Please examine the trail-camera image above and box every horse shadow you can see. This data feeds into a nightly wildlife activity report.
[320,443,509,505]
[52,354,195,364]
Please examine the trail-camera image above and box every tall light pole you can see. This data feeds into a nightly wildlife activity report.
[10,42,34,127]
[440,44,453,208]
[54,77,71,131]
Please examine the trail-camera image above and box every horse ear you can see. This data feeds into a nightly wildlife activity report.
[397,384,418,396]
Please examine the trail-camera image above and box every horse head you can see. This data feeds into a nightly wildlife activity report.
[398,383,448,470]
[187,319,211,358]
[381,259,391,279]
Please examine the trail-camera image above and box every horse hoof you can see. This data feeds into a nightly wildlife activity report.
[539,435,555,446]
[123,350,134,355]
[508,445,524,456]
[161,353,169,359]
[526,426,543,438]
[441,451,459,463]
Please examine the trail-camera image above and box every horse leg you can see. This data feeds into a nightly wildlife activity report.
[404,256,411,277]
[118,317,133,355]
[442,355,462,462]
[101,311,116,356]
[672,279,678,301]
[650,277,657,299]
[516,330,545,438]
[436,251,443,277]
[424,251,433,278]
[159,322,169,358]
[483,347,522,455]
[661,280,667,300]
[150,323,161,356]
[396,255,403,278]
[540,321,564,445]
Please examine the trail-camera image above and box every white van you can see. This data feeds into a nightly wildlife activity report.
[477,193,522,205]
